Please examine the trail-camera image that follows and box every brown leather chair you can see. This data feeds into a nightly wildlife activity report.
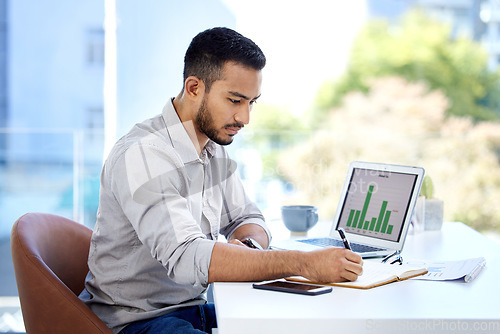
[11,212,112,334]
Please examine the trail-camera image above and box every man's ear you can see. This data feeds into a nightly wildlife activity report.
[184,76,205,100]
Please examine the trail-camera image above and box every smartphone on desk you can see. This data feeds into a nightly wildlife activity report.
[252,280,332,296]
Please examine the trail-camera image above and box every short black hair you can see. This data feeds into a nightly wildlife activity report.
[183,27,266,91]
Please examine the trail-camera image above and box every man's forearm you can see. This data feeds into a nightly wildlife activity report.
[208,242,364,284]
[208,242,303,283]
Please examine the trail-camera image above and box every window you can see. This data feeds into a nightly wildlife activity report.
[86,28,104,66]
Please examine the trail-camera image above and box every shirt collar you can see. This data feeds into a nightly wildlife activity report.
[204,140,217,158]
[161,98,217,164]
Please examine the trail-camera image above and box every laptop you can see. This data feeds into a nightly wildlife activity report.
[272,161,425,258]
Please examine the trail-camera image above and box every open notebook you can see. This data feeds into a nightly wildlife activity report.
[287,260,428,289]
[272,161,425,258]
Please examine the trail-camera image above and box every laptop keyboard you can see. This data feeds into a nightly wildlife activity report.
[297,238,384,253]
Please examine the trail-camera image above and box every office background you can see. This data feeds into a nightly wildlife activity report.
[1,0,500,332]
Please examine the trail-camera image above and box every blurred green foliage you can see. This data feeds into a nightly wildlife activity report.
[281,77,500,232]
[249,104,308,132]
[246,104,309,179]
[312,10,500,126]
[238,10,500,233]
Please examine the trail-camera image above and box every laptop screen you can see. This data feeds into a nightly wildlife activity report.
[337,167,418,243]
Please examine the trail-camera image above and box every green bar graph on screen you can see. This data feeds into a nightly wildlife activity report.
[357,211,364,229]
[358,185,374,229]
[386,224,394,234]
[353,210,361,228]
[346,186,394,235]
[347,209,355,227]
[363,220,369,229]
[381,210,392,233]
[369,217,377,231]
[376,201,388,232]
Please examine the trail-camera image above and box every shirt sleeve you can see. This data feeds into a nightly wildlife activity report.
[109,141,215,288]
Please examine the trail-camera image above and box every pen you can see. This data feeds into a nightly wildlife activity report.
[381,250,398,263]
[338,228,352,250]
[464,258,486,283]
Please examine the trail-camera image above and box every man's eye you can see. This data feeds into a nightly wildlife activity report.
[229,99,241,104]
[250,100,257,105]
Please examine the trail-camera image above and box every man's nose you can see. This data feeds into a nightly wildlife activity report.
[235,106,250,125]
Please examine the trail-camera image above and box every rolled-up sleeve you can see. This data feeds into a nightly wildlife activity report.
[110,141,215,287]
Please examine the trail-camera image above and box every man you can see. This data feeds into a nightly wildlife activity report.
[80,27,363,334]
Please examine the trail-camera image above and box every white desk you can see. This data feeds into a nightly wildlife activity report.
[213,222,500,334]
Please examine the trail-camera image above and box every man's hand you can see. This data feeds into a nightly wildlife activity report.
[300,247,363,283]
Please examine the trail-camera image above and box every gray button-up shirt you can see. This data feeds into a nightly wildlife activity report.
[79,99,270,333]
